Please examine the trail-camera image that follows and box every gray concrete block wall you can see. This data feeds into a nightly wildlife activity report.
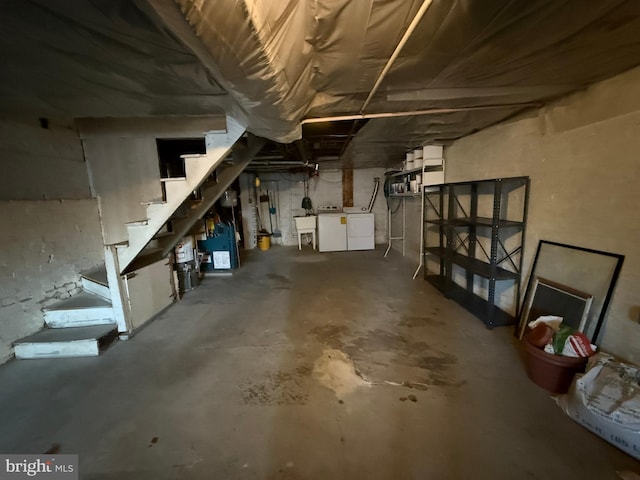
[389,196,422,266]
[0,199,104,363]
[239,173,258,249]
[0,117,104,363]
[442,65,640,363]
[81,135,163,245]
[240,171,307,248]
[0,118,91,200]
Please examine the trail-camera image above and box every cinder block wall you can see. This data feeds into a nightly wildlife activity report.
[443,66,640,363]
[0,118,103,363]
[389,195,422,269]
[0,118,92,201]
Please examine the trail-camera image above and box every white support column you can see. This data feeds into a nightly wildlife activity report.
[104,245,132,335]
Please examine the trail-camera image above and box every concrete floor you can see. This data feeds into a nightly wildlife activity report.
[0,246,638,479]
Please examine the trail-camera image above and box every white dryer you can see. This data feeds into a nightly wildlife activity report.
[344,207,375,251]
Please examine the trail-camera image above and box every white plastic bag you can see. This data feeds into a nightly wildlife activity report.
[557,353,640,459]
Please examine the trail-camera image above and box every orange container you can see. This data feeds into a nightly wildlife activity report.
[522,336,587,394]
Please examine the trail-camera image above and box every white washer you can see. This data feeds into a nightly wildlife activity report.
[317,212,347,252]
[344,207,375,251]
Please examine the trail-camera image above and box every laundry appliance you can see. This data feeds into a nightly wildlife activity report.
[317,206,375,252]
[317,212,347,252]
[344,207,375,251]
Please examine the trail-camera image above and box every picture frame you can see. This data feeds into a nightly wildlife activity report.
[517,240,625,343]
[518,276,593,339]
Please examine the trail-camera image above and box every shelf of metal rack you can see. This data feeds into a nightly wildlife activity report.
[425,274,516,327]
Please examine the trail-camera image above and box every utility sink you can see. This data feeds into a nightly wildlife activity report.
[294,215,317,230]
[294,215,317,250]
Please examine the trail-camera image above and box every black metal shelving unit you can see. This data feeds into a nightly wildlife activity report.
[423,177,530,328]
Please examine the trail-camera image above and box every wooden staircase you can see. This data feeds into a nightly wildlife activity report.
[12,116,265,359]
[114,117,264,275]
[121,134,264,274]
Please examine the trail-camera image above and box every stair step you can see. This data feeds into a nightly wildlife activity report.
[44,292,115,328]
[164,179,190,199]
[14,325,118,359]
[152,231,174,240]
[185,199,203,208]
[127,219,149,227]
[148,232,173,249]
[81,265,108,285]
[141,199,166,206]
[145,202,165,218]
[80,265,110,300]
[116,115,246,274]
[160,177,187,182]
[181,153,206,160]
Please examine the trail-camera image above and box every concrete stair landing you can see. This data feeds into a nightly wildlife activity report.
[13,325,117,359]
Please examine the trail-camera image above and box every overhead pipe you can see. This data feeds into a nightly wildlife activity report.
[360,0,435,114]
[300,103,542,125]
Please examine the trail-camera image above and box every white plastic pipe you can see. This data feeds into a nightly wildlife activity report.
[301,103,541,124]
[360,0,435,114]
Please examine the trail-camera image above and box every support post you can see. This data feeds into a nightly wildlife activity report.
[104,245,133,335]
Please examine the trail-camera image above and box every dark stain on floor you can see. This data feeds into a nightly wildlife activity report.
[345,329,460,388]
[385,303,398,313]
[347,329,430,356]
[294,365,312,376]
[399,314,445,328]
[309,324,349,349]
[399,381,429,391]
[266,273,291,284]
[415,353,457,371]
[395,351,459,387]
[240,367,311,406]
[308,325,460,389]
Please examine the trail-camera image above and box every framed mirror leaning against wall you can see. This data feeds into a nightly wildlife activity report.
[517,240,625,343]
